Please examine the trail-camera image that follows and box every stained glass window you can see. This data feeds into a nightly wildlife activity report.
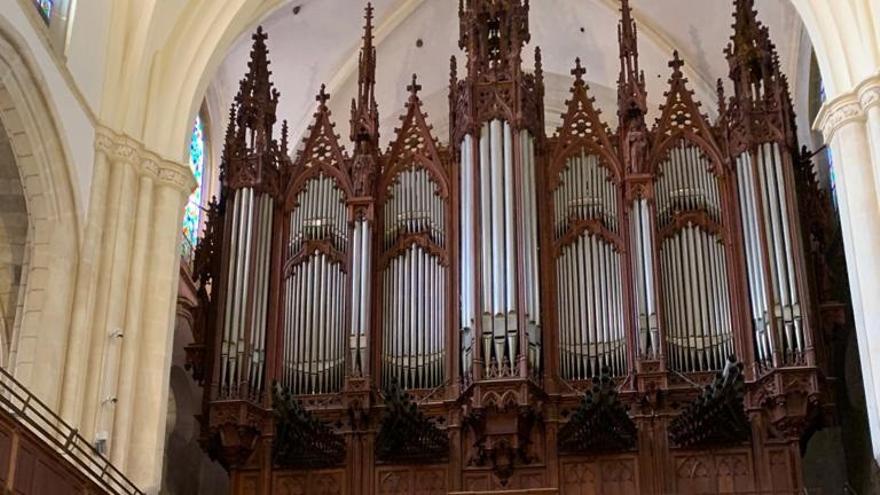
[34,0,53,21]
[182,116,205,254]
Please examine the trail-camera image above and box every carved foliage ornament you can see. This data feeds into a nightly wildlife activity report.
[669,358,751,448]
[272,384,346,469]
[375,382,449,464]
[558,368,637,454]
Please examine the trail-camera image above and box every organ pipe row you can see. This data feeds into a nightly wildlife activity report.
[479,120,520,375]
[288,175,349,253]
[282,175,349,394]
[219,188,274,398]
[656,145,722,226]
[553,152,619,237]
[735,143,806,367]
[630,197,659,358]
[553,153,625,378]
[381,246,446,389]
[381,165,448,389]
[282,253,346,394]
[556,234,627,378]
[660,226,734,372]
[656,143,733,372]
[383,167,446,249]
[520,131,542,374]
[350,219,371,376]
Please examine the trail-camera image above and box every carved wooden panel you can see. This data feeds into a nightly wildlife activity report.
[274,469,346,495]
[462,467,548,492]
[560,457,639,495]
[672,450,755,494]
[237,473,259,495]
[13,442,81,495]
[375,466,446,495]
[767,448,796,493]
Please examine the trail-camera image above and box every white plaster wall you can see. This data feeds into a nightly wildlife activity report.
[65,0,111,112]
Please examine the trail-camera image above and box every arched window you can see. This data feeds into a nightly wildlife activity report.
[34,0,53,21]
[30,0,74,58]
[182,116,205,255]
[809,52,837,210]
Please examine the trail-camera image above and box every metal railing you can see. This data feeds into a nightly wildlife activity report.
[0,367,143,494]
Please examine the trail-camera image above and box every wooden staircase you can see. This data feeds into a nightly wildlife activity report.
[0,367,141,494]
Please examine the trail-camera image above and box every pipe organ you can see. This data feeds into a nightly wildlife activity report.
[186,1,851,493]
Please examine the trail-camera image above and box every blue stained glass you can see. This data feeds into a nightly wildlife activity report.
[827,147,838,209]
[818,79,838,209]
[34,0,53,21]
[182,116,205,253]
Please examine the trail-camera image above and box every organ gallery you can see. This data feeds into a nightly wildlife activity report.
[184,0,851,492]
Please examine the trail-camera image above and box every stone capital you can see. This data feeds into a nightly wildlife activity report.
[815,95,864,141]
[94,124,197,195]
[859,75,880,113]
[815,73,880,141]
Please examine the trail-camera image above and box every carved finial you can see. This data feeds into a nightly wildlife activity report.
[317,84,330,106]
[365,2,374,39]
[618,0,639,76]
[716,78,727,114]
[449,55,458,86]
[669,50,685,75]
[407,73,422,97]
[726,0,777,80]
[617,0,647,128]
[280,119,289,156]
[535,46,544,78]
[351,2,379,144]
[571,57,586,82]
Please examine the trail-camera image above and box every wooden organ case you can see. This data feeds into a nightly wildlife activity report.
[185,1,851,493]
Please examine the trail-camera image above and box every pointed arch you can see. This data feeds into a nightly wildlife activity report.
[550,60,621,184]
[0,21,79,408]
[286,91,352,209]
[650,53,726,176]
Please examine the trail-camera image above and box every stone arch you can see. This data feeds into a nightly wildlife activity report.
[0,20,80,407]
[0,117,26,364]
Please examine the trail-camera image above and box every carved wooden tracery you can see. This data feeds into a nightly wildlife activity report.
[184,1,848,493]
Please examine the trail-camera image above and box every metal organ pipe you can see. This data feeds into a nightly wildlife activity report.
[460,136,475,378]
[520,132,541,373]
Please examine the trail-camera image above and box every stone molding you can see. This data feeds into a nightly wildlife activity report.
[94,125,197,194]
[815,73,880,139]
[859,77,880,113]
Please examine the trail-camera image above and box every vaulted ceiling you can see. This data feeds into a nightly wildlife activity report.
[209,0,805,149]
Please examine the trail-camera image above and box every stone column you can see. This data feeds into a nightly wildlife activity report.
[125,159,192,493]
[816,74,880,464]
[81,132,140,444]
[59,132,112,428]
[110,172,153,470]
[55,127,195,493]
